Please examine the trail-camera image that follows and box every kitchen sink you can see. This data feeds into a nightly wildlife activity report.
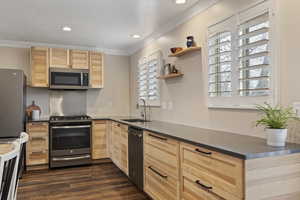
[122,118,150,123]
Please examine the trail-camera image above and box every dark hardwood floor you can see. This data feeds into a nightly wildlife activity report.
[18,163,150,200]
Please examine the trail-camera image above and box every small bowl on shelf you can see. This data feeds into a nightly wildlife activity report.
[170,47,183,54]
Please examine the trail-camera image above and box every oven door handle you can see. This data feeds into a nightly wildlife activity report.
[52,155,90,161]
[51,125,91,129]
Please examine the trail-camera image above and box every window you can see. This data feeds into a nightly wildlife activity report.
[207,0,276,108]
[238,12,270,97]
[138,51,162,106]
[208,31,232,97]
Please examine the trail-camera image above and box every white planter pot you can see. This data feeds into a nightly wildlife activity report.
[266,128,288,147]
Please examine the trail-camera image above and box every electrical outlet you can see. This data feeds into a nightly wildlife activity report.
[293,102,300,117]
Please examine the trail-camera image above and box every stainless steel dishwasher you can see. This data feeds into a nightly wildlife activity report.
[128,126,144,190]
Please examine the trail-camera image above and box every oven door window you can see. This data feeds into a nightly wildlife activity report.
[51,126,90,150]
[51,72,81,86]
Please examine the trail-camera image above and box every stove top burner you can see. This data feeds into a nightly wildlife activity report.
[50,115,91,122]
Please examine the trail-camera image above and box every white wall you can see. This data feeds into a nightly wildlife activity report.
[130,0,300,143]
[0,47,131,118]
[87,54,131,116]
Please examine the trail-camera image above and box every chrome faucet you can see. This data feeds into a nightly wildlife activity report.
[139,99,147,122]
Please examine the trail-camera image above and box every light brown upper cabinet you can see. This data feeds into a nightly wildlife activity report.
[70,50,89,69]
[49,48,70,68]
[89,51,104,88]
[30,47,49,87]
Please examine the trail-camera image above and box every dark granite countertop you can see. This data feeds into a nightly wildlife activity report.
[103,116,300,160]
[28,115,300,160]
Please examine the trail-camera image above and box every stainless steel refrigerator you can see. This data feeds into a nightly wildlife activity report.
[0,69,26,138]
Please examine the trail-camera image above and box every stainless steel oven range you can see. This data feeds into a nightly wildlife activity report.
[49,115,92,168]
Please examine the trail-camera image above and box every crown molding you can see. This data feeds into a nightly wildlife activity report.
[0,40,130,56]
[127,0,220,55]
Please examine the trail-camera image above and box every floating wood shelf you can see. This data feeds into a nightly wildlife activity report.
[168,47,201,57]
[158,73,184,79]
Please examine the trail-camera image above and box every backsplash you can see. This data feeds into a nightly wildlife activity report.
[50,90,87,116]
[26,87,50,118]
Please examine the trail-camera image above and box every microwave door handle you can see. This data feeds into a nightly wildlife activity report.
[81,73,83,86]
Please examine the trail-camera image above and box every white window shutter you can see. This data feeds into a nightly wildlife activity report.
[238,12,271,97]
[137,51,162,106]
[207,0,276,109]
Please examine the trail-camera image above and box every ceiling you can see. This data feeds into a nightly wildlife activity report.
[0,0,217,55]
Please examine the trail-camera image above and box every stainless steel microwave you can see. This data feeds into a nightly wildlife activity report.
[49,68,89,90]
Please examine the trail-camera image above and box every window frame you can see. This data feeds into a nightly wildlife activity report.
[205,0,279,109]
[137,51,162,107]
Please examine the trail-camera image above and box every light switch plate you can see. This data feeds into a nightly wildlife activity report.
[293,102,300,117]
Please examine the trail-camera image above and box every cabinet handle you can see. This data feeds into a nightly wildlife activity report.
[31,137,46,141]
[148,166,168,179]
[195,180,213,190]
[117,124,120,127]
[195,148,212,156]
[31,150,46,155]
[148,134,167,141]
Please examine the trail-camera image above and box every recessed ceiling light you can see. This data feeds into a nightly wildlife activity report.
[131,34,141,39]
[175,0,187,4]
[62,26,72,32]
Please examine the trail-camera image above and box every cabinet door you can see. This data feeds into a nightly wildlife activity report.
[111,122,121,167]
[30,47,49,87]
[49,48,70,68]
[92,120,107,159]
[106,120,112,158]
[120,124,128,175]
[70,50,89,69]
[144,131,180,200]
[89,52,103,88]
[26,122,49,166]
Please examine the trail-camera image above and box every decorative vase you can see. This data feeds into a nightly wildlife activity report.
[163,64,172,75]
[266,129,288,147]
[26,101,41,120]
[186,36,195,48]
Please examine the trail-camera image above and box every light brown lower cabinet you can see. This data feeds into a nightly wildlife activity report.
[106,120,112,158]
[180,142,243,200]
[143,131,180,200]
[26,122,49,167]
[119,124,129,175]
[92,120,108,159]
[111,122,128,175]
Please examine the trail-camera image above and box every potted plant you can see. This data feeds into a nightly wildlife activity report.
[256,103,298,147]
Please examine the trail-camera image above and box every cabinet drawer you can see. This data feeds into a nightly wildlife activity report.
[181,173,225,200]
[27,123,48,132]
[144,157,179,200]
[180,143,244,200]
[144,131,178,156]
[144,141,179,178]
